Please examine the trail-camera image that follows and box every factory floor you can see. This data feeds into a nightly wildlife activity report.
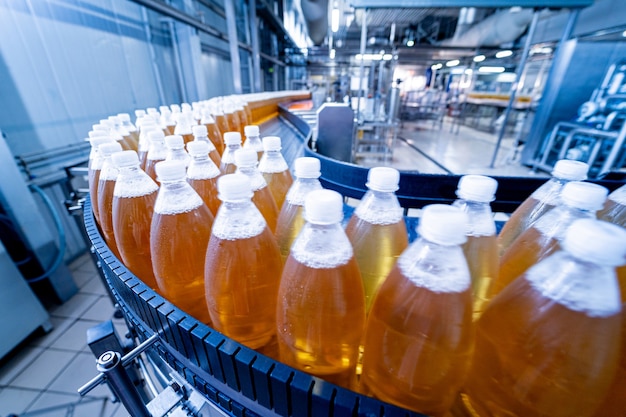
[0,117,544,417]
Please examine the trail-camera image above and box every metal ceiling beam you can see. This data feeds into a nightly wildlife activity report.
[349,0,593,7]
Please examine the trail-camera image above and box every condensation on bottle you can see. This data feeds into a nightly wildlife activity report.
[460,218,626,417]
[220,131,242,175]
[234,148,279,232]
[186,140,221,216]
[192,124,221,167]
[97,141,124,260]
[452,174,499,320]
[498,159,589,255]
[174,111,196,145]
[204,174,283,351]
[360,204,473,417]
[345,167,408,314]
[150,160,214,324]
[111,150,159,289]
[275,157,322,263]
[276,189,365,389]
[494,181,608,297]
[200,108,225,155]
[88,136,115,225]
[144,130,168,185]
[598,183,626,227]
[243,125,264,161]
[164,134,191,168]
[258,136,293,210]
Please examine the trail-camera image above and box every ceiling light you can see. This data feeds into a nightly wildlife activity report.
[383,54,393,61]
[495,50,513,58]
[330,49,336,59]
[478,66,505,73]
[331,8,340,33]
[431,63,443,70]
[623,30,626,37]
[446,59,460,67]
[473,55,486,62]
[406,39,415,47]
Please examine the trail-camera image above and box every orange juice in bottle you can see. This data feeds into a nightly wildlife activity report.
[164,134,191,168]
[498,159,589,255]
[258,136,293,210]
[223,98,242,137]
[598,183,626,227]
[150,160,214,324]
[186,140,221,216]
[235,148,279,232]
[277,189,365,389]
[200,109,225,155]
[360,204,473,417]
[494,181,608,296]
[144,130,168,185]
[452,175,499,319]
[220,131,242,175]
[211,102,230,140]
[204,174,283,350]
[88,136,114,225]
[345,167,408,314]
[192,125,221,167]
[96,142,124,259]
[460,218,625,417]
[275,157,322,262]
[111,151,159,289]
[243,125,264,161]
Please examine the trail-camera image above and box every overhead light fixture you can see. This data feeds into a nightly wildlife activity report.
[431,63,443,70]
[495,50,513,58]
[383,54,393,61]
[330,49,336,59]
[331,8,340,33]
[478,66,505,73]
[623,30,626,37]
[446,59,460,67]
[473,55,486,62]
[406,39,415,47]
[355,53,383,61]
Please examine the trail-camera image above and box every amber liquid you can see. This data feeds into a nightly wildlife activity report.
[461,277,621,417]
[127,130,140,150]
[112,193,158,288]
[123,134,138,151]
[252,187,279,232]
[214,114,229,138]
[181,132,194,146]
[164,124,176,136]
[225,112,241,137]
[88,167,102,225]
[262,170,293,210]
[360,266,474,417]
[150,207,214,324]
[208,149,221,168]
[236,109,248,136]
[204,229,283,349]
[144,157,165,184]
[598,199,626,228]
[97,179,122,259]
[345,218,408,313]
[205,122,224,155]
[277,256,365,389]
[138,149,148,171]
[498,197,555,256]
[463,235,499,320]
[275,203,305,263]
[188,177,221,216]
[117,138,133,151]
[244,104,253,125]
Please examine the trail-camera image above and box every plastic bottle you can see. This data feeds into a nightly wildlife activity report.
[150,160,214,324]
[200,109,225,155]
[494,181,608,296]
[275,157,323,262]
[235,148,279,232]
[243,125,264,161]
[186,140,221,216]
[111,151,159,289]
[88,136,115,225]
[223,98,242,138]
[345,167,408,314]
[360,204,473,417]
[192,125,221,167]
[204,174,283,350]
[460,218,625,417]
[498,159,589,255]
[276,189,366,389]
[137,118,159,170]
[258,136,293,210]
[144,130,168,184]
[164,134,191,168]
[233,97,249,132]
[598,183,626,227]
[210,101,230,138]
[159,105,176,135]
[109,116,135,151]
[97,142,124,259]
[117,113,139,150]
[452,174,499,319]
[174,111,196,145]
[220,131,242,175]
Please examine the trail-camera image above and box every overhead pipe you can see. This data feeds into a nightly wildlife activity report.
[301,0,329,46]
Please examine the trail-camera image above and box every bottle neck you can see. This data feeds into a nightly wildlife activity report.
[291,221,354,267]
[452,199,495,236]
[355,189,403,223]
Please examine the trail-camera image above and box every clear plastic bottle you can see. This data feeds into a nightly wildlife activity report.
[243,125,264,161]
[88,136,115,225]
[235,148,279,232]
[164,135,191,168]
[117,113,139,150]
[97,141,124,259]
[159,105,176,135]
[345,167,408,314]
[452,175,499,320]
[461,218,625,417]
[144,130,168,184]
[210,101,230,139]
[111,151,159,289]
[223,98,242,138]
[192,124,221,167]
[498,160,589,255]
[233,97,249,133]
[186,140,221,216]
[200,109,225,155]
[174,111,196,145]
[150,160,214,324]
[137,118,159,170]
[494,181,608,297]
[275,157,323,263]
[360,204,473,417]
[204,174,283,350]
[598,183,626,227]
[220,131,242,175]
[277,189,365,389]
[258,136,293,210]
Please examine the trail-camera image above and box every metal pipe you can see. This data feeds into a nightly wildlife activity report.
[98,351,152,417]
[225,0,242,94]
[357,9,368,121]
[489,10,539,168]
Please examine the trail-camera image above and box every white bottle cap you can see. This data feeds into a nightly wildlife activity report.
[234,148,258,167]
[244,125,259,137]
[456,175,498,202]
[148,130,165,142]
[218,174,253,201]
[117,113,131,122]
[88,129,108,138]
[89,136,114,149]
[262,136,282,151]
[170,104,181,113]
[108,115,119,124]
[224,131,242,145]
[201,109,215,123]
[304,189,343,225]
[563,218,626,266]
[418,204,468,246]
[155,160,186,182]
[165,135,184,149]
[92,124,108,132]
[366,167,400,192]
[112,150,140,168]
[134,109,146,118]
[294,157,321,179]
[181,103,192,112]
[552,159,589,181]
[561,181,608,211]
[98,142,123,157]
[146,107,158,115]
[187,140,209,156]
[159,106,171,114]
[192,124,208,138]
